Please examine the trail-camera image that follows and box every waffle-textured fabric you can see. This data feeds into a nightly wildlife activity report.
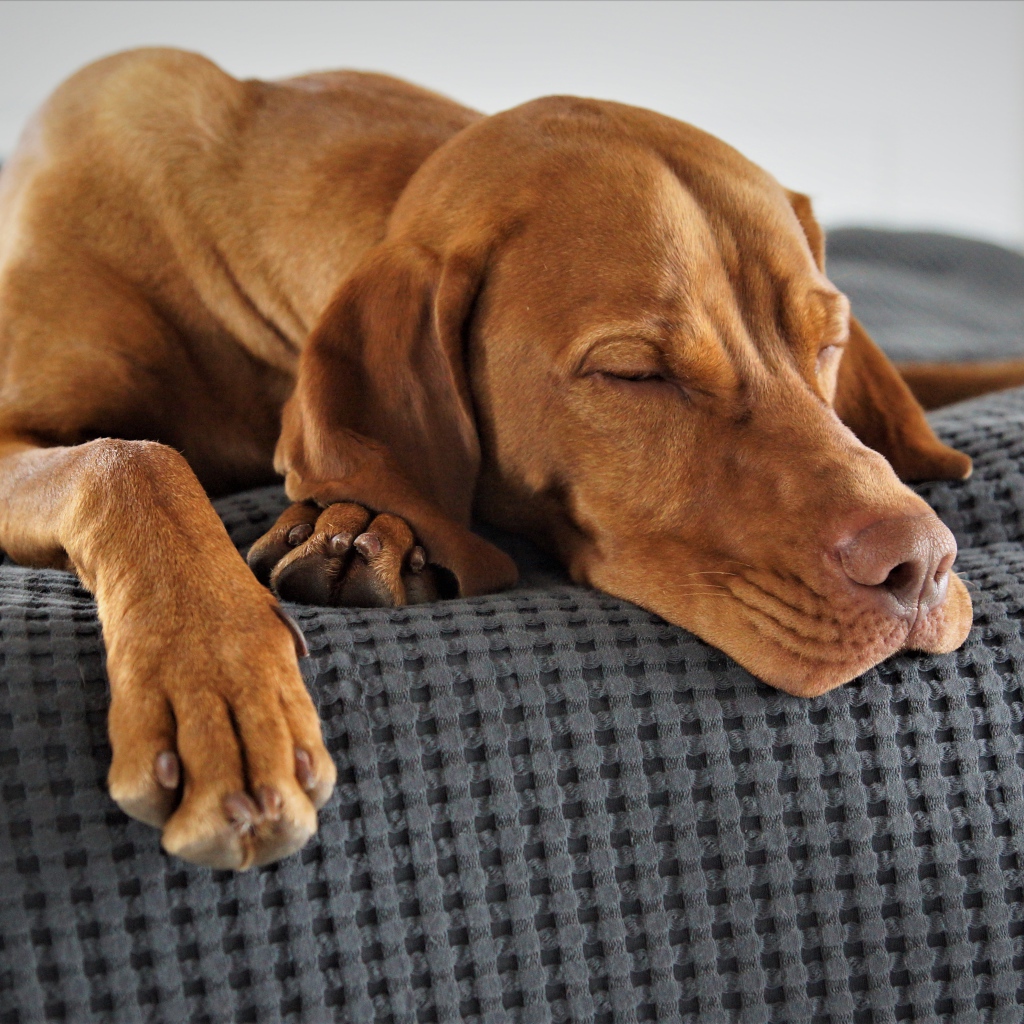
[827,228,1024,363]
[2,232,1024,1024]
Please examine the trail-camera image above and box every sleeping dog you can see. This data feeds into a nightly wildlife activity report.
[0,49,1012,868]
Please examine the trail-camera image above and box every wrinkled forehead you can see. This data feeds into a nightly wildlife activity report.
[498,141,842,358]
[520,148,715,289]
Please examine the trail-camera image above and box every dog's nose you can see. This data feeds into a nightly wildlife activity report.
[838,514,957,617]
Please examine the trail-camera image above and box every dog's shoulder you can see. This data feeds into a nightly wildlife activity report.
[0,48,250,239]
[26,48,248,168]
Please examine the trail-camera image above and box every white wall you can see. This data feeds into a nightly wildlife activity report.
[1,0,1022,247]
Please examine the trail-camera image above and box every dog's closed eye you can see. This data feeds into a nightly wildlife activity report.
[578,338,671,383]
[598,368,666,382]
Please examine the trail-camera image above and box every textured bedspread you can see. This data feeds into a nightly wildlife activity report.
[2,231,1024,1024]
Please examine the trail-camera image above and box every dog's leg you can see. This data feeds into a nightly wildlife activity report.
[898,359,1024,410]
[0,437,336,869]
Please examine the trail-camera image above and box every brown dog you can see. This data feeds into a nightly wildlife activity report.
[0,48,1016,869]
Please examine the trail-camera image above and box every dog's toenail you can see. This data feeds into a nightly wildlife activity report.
[354,532,382,558]
[155,751,180,789]
[271,604,309,658]
[224,793,260,834]
[294,748,315,790]
[288,524,313,546]
[329,532,352,556]
[257,786,283,821]
[409,546,427,572]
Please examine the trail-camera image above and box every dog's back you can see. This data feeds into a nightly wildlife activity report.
[0,48,478,491]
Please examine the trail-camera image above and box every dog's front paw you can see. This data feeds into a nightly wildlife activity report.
[247,501,452,607]
[105,594,336,869]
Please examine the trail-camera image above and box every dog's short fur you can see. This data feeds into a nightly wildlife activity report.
[1,49,1019,868]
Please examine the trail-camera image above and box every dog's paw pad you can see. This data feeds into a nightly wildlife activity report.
[251,502,443,608]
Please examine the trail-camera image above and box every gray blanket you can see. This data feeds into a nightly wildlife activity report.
[1,230,1023,1024]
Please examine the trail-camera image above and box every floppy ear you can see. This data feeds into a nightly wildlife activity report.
[276,241,518,596]
[834,318,972,481]
[787,190,972,483]
[786,190,826,270]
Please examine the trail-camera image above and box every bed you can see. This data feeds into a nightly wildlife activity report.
[2,228,1023,1023]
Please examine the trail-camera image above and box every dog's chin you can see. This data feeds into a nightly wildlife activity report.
[728,573,974,697]
[585,557,974,699]
[689,623,898,699]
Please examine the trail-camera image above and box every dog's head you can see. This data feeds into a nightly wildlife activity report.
[305,96,973,696]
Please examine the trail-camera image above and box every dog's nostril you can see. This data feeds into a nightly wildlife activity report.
[883,562,915,593]
[839,513,957,615]
[880,560,929,606]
